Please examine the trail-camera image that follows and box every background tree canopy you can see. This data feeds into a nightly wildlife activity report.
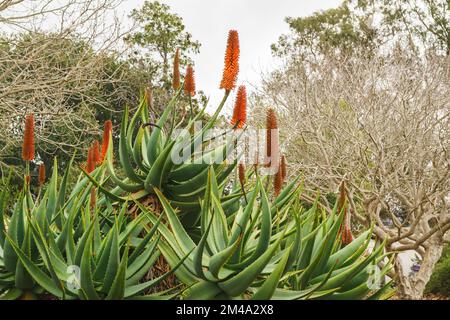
[272,0,450,59]
[0,0,203,180]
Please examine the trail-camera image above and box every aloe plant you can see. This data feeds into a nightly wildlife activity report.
[0,159,184,300]
[136,168,395,300]
[1,29,396,300]
[87,89,243,222]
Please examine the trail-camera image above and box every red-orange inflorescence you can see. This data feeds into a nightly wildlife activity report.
[337,181,346,215]
[100,120,113,163]
[274,164,283,197]
[238,163,246,186]
[231,85,247,129]
[92,140,100,165]
[173,48,181,90]
[38,164,46,186]
[220,30,240,92]
[266,108,279,169]
[337,181,354,245]
[184,65,196,96]
[22,114,35,161]
[280,154,287,181]
[342,227,354,245]
[86,146,96,174]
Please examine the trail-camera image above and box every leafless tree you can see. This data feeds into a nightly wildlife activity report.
[0,0,134,170]
[251,50,450,299]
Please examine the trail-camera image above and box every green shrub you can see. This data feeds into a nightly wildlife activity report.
[425,245,450,297]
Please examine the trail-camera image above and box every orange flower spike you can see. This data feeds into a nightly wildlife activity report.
[92,140,100,165]
[342,227,354,245]
[184,65,196,96]
[336,181,353,245]
[231,85,247,129]
[86,146,96,174]
[238,163,246,186]
[220,30,240,92]
[337,181,346,215]
[266,108,279,169]
[100,120,112,163]
[173,48,181,90]
[274,166,283,197]
[38,164,46,186]
[22,114,35,161]
[280,155,287,181]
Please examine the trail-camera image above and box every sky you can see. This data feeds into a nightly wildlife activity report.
[120,0,341,111]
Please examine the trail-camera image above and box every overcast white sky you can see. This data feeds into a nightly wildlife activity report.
[120,0,341,110]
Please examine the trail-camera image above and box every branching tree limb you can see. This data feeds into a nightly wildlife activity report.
[252,50,450,299]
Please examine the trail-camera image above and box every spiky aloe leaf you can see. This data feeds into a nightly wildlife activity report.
[251,246,291,300]
[105,245,129,300]
[217,230,285,297]
[4,233,64,298]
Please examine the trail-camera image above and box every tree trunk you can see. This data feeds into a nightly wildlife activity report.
[395,239,444,299]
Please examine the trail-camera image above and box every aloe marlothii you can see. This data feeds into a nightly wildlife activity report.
[86,33,245,218]
[137,168,394,300]
[0,156,104,299]
[89,96,240,222]
[0,158,75,299]
[274,194,395,300]
[0,158,185,300]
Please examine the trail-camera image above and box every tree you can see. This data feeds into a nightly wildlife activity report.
[272,0,450,59]
[267,1,450,298]
[271,1,380,60]
[126,1,201,91]
[0,0,141,176]
[125,1,207,128]
[251,50,450,299]
[363,0,450,56]
[0,32,142,175]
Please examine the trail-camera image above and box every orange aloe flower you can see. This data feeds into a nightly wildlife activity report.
[220,30,240,92]
[38,163,46,186]
[184,64,196,96]
[100,120,112,163]
[173,48,181,90]
[238,163,246,185]
[86,146,96,174]
[92,140,100,165]
[342,227,354,245]
[274,155,285,197]
[274,167,283,197]
[337,181,353,245]
[266,108,279,169]
[22,114,35,161]
[280,154,287,181]
[231,85,247,129]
